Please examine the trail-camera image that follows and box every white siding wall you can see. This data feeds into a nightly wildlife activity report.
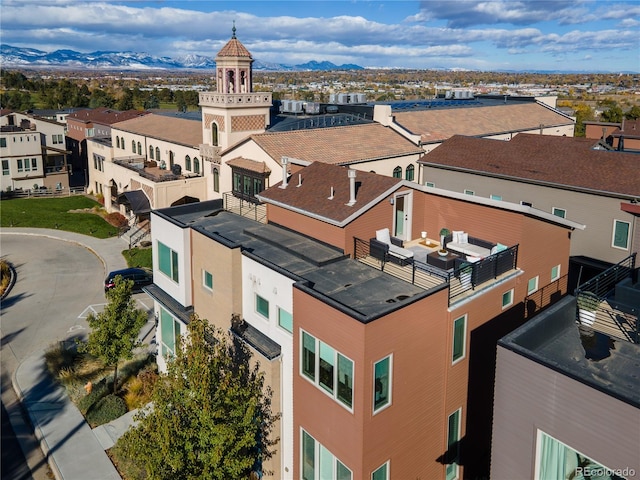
[241,256,294,477]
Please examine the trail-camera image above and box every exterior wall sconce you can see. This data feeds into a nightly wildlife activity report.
[389,198,394,205]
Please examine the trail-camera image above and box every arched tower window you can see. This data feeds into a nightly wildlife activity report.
[212,123,219,146]
[405,164,415,181]
[228,70,235,93]
[213,167,219,193]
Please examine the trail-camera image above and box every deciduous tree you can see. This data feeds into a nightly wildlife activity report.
[115,314,279,480]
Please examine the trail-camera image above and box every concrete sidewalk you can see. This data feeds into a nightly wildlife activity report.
[5,229,136,479]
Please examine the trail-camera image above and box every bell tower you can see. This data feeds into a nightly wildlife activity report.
[199,24,272,157]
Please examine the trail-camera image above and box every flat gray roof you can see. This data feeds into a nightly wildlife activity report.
[155,201,442,322]
[499,296,640,408]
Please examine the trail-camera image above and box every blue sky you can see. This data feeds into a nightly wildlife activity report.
[1,0,638,71]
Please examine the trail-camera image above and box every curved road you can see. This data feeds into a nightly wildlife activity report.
[1,234,107,479]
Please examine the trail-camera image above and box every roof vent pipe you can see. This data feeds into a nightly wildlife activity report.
[347,169,357,206]
[297,174,302,187]
[328,187,334,200]
[279,156,289,189]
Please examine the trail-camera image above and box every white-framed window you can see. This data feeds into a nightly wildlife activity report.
[159,307,181,357]
[490,194,502,201]
[551,264,561,282]
[464,189,475,195]
[372,461,389,480]
[2,160,9,175]
[552,207,566,218]
[277,307,293,333]
[527,276,539,295]
[502,289,514,309]
[535,430,621,480]
[31,158,37,170]
[452,315,466,364]
[301,429,352,480]
[425,181,435,188]
[17,159,24,172]
[373,355,392,413]
[301,330,353,410]
[202,270,213,291]
[446,409,461,480]
[612,219,630,250]
[256,294,269,319]
[158,241,179,283]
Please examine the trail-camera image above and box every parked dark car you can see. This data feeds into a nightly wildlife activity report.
[104,268,153,292]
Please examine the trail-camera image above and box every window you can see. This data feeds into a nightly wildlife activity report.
[502,289,513,309]
[2,160,8,175]
[155,147,161,162]
[212,123,218,146]
[374,355,392,412]
[256,294,269,319]
[149,145,154,159]
[425,181,435,188]
[278,307,293,333]
[158,241,179,282]
[0,138,6,147]
[446,409,461,480]
[31,158,37,170]
[253,177,263,196]
[521,201,533,207]
[185,155,191,171]
[528,276,539,295]
[301,330,353,409]
[233,172,242,192]
[464,189,475,195]
[213,168,220,193]
[552,207,566,218]
[490,194,502,201]
[302,429,352,480]
[372,462,389,480]
[169,151,174,168]
[52,134,63,144]
[405,164,414,181]
[17,159,23,173]
[551,264,561,282]
[137,142,142,155]
[392,166,402,178]
[159,307,181,356]
[452,315,466,364]
[193,157,200,174]
[202,270,213,291]
[116,136,120,149]
[536,431,620,480]
[612,220,630,250]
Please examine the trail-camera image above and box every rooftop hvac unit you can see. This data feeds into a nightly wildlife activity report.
[445,90,452,99]
[329,93,338,103]
[282,100,292,112]
[305,102,320,114]
[291,101,303,113]
[337,93,348,104]
[355,93,367,103]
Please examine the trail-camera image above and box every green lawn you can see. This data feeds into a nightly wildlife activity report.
[0,196,121,238]
[122,247,153,270]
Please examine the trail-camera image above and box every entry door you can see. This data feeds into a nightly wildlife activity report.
[394,192,412,240]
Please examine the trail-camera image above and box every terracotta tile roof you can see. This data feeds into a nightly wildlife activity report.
[226,156,271,174]
[251,124,423,165]
[113,113,202,147]
[258,161,401,223]
[66,107,148,126]
[420,134,640,197]
[217,38,252,58]
[395,103,573,143]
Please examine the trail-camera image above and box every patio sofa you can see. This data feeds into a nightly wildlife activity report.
[445,231,496,258]
[369,228,414,266]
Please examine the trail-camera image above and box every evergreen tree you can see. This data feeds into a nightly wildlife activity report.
[82,276,147,393]
[115,314,279,480]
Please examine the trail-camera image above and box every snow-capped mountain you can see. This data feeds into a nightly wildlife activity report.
[0,45,363,71]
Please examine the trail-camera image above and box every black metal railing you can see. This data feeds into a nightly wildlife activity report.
[524,274,569,319]
[223,192,267,223]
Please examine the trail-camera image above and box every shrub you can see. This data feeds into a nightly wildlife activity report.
[123,367,158,410]
[44,342,80,378]
[105,212,128,228]
[78,378,110,414]
[86,394,127,427]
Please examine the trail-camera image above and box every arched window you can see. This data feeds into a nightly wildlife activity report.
[193,157,200,174]
[213,167,219,193]
[116,137,120,149]
[169,151,175,169]
[393,166,402,178]
[212,123,218,146]
[155,147,161,162]
[405,164,415,181]
[137,142,142,155]
[132,140,136,153]
[149,145,154,159]
[185,155,191,171]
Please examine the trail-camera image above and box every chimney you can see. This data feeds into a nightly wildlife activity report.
[279,156,289,189]
[347,169,357,206]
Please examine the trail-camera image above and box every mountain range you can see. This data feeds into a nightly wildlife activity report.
[0,45,364,72]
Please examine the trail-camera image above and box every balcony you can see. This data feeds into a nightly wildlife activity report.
[198,92,273,108]
[113,156,193,183]
[199,144,221,164]
[353,236,519,305]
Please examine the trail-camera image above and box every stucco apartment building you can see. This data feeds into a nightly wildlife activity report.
[146,161,583,479]
[0,110,70,192]
[418,134,640,280]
